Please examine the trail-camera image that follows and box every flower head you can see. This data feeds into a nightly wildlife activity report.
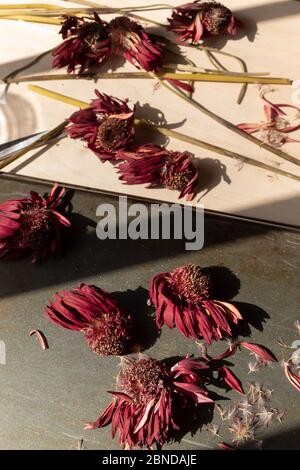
[85,354,213,448]
[53,13,163,74]
[149,263,243,344]
[237,89,300,147]
[117,144,199,200]
[45,284,133,356]
[0,184,72,262]
[52,14,111,73]
[66,90,135,161]
[109,16,163,72]
[168,1,238,44]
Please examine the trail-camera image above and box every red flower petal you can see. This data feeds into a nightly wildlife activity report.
[218,366,244,394]
[239,341,277,362]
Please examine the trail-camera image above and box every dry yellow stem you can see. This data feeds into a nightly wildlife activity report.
[0,14,61,24]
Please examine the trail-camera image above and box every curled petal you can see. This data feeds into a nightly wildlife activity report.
[284,362,300,393]
[239,342,277,362]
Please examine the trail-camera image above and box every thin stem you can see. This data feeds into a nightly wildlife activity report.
[150,72,300,168]
[135,120,300,183]
[7,71,291,85]
[3,48,54,93]
[2,84,298,184]
[0,14,61,23]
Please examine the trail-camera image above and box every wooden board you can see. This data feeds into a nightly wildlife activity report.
[0,0,300,226]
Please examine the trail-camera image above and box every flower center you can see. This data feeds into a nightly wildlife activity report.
[163,164,195,191]
[83,314,131,356]
[96,117,131,151]
[202,2,232,34]
[81,22,107,53]
[20,210,55,250]
[109,16,140,52]
[118,358,167,404]
[169,264,212,303]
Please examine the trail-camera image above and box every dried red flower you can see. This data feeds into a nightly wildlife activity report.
[52,14,112,73]
[149,263,243,344]
[108,16,163,72]
[66,90,135,161]
[117,144,199,200]
[45,284,133,356]
[0,183,71,262]
[85,354,213,448]
[237,89,300,147]
[168,1,238,44]
[53,13,163,74]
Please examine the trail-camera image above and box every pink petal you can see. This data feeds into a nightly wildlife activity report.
[240,341,277,362]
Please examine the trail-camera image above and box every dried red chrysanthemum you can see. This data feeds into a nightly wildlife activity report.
[0,183,72,262]
[237,89,300,147]
[45,284,133,356]
[108,16,163,72]
[52,13,163,74]
[149,263,243,344]
[117,144,199,200]
[85,354,214,448]
[168,1,238,44]
[52,13,112,73]
[66,90,135,161]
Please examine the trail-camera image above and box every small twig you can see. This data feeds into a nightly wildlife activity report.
[29,329,49,350]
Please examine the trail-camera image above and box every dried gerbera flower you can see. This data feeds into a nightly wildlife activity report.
[45,284,133,356]
[85,354,213,449]
[108,16,163,72]
[149,263,243,344]
[168,1,238,44]
[229,416,255,444]
[237,89,300,147]
[66,90,135,161]
[117,144,199,200]
[0,183,72,262]
[53,13,164,75]
[52,14,112,73]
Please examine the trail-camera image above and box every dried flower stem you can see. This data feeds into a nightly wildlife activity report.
[0,14,61,24]
[150,72,300,167]
[6,71,291,85]
[1,84,299,185]
[3,47,54,92]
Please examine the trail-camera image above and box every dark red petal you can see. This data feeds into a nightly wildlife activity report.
[218,366,244,394]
